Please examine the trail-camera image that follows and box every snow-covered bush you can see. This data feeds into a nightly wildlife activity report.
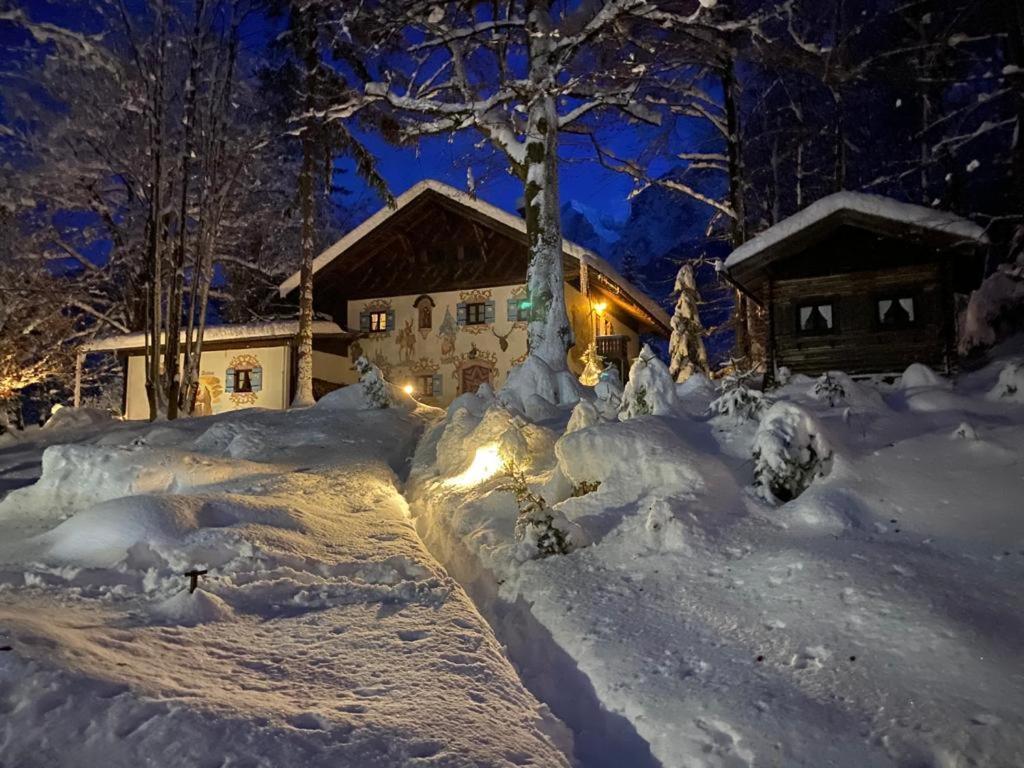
[987,361,1024,403]
[501,461,571,559]
[959,256,1024,353]
[950,421,979,440]
[709,375,767,422]
[565,399,600,434]
[618,345,678,420]
[500,355,580,415]
[752,402,833,503]
[900,362,947,390]
[809,371,848,407]
[43,405,117,431]
[593,365,623,420]
[356,355,392,408]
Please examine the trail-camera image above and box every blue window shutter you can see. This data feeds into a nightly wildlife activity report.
[251,367,262,393]
[485,300,495,323]
[359,313,370,332]
[507,298,519,321]
[432,373,443,396]
[225,368,235,392]
[387,309,396,332]
[456,302,467,326]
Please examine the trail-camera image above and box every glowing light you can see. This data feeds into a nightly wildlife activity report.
[446,444,504,487]
[403,384,415,396]
[519,300,531,310]
[593,301,608,315]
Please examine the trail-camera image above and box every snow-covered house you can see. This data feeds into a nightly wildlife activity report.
[81,321,356,420]
[723,192,989,375]
[276,180,669,403]
[87,181,668,417]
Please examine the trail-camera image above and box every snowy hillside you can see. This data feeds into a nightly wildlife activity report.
[407,354,1024,767]
[0,397,571,767]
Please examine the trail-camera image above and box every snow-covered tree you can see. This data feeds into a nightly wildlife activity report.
[578,343,605,387]
[668,263,709,383]
[355,356,392,409]
[752,402,833,503]
[502,460,571,559]
[619,345,678,420]
[323,1,748,403]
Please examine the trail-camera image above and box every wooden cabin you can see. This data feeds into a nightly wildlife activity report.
[723,192,988,376]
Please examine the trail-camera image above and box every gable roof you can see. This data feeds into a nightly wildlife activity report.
[724,191,989,282]
[278,180,670,334]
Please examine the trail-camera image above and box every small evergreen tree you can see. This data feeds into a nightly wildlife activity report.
[668,263,709,383]
[502,461,571,558]
[355,356,391,409]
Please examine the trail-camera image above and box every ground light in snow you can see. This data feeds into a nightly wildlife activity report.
[445,443,504,487]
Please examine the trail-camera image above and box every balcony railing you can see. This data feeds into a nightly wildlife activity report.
[596,334,629,360]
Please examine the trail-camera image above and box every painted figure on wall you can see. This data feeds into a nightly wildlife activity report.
[438,307,457,362]
[397,319,417,362]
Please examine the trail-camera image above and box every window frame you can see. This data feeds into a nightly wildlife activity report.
[465,301,487,326]
[368,310,389,333]
[415,374,435,398]
[794,298,839,336]
[233,368,254,393]
[516,301,530,322]
[874,293,918,330]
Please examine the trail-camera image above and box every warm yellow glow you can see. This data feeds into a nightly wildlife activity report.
[403,384,415,395]
[446,444,503,487]
[593,301,608,315]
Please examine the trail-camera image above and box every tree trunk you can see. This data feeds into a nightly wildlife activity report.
[292,11,318,409]
[521,1,572,372]
[522,95,572,370]
[145,8,168,422]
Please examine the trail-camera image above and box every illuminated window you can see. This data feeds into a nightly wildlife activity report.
[878,296,915,328]
[416,375,435,397]
[465,302,487,325]
[797,302,836,334]
[369,311,389,332]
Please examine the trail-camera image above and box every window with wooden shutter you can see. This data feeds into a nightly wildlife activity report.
[507,298,519,321]
[456,302,467,326]
[465,302,487,325]
[484,300,495,324]
[359,313,371,332]
[432,372,443,397]
[225,367,236,392]
[367,310,389,333]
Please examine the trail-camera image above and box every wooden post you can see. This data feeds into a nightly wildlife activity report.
[763,278,777,389]
[73,351,84,408]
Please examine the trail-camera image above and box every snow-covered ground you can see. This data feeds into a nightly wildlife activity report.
[407,352,1024,768]
[0,394,571,767]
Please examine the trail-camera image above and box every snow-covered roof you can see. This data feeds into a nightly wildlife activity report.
[724,191,989,272]
[278,179,670,332]
[83,320,348,353]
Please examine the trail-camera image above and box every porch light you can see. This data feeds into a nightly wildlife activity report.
[593,301,608,315]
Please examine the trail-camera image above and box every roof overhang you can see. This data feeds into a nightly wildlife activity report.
[723,191,989,296]
[278,180,670,336]
[82,320,352,355]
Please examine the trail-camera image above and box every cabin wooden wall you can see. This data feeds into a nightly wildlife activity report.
[771,261,953,375]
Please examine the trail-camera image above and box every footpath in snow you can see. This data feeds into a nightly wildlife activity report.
[407,353,1024,768]
[0,386,571,767]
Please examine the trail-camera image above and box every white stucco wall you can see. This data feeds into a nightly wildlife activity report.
[345,282,639,406]
[123,344,291,420]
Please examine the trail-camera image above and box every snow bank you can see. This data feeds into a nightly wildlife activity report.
[987,361,1024,403]
[500,355,580,417]
[316,356,417,410]
[43,406,117,431]
[556,417,706,506]
[0,443,267,522]
[150,588,235,625]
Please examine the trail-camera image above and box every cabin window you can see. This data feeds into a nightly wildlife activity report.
[415,375,435,397]
[369,310,389,333]
[465,302,487,325]
[877,296,915,328]
[796,302,836,335]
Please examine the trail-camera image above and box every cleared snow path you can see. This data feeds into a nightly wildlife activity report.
[0,402,571,767]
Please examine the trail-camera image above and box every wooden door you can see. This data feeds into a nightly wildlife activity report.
[460,364,492,394]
